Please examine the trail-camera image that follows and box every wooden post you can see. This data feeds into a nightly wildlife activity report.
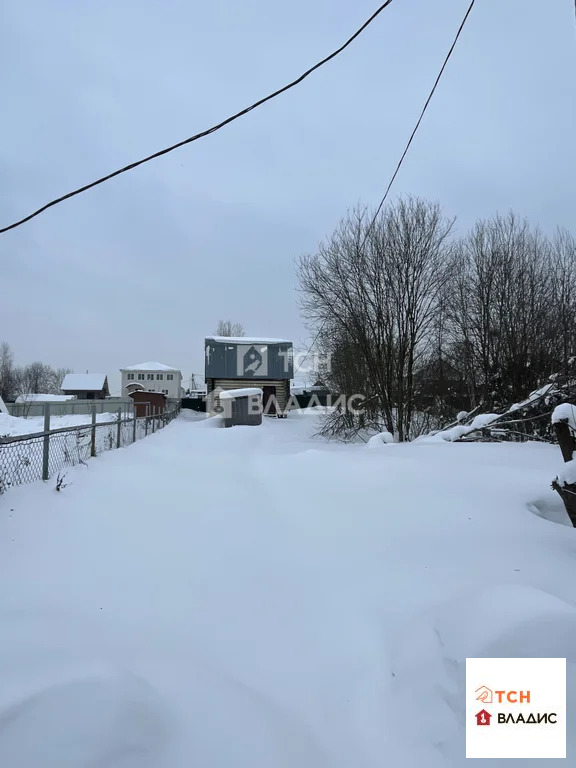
[552,418,576,527]
[90,407,96,457]
[42,402,51,480]
[116,407,122,448]
[554,421,574,463]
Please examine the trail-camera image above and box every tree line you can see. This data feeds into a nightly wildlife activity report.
[0,342,72,402]
[298,197,576,441]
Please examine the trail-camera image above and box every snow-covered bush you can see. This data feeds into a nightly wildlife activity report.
[367,431,395,448]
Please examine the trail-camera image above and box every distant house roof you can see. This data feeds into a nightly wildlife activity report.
[61,373,108,392]
[122,362,180,371]
[206,336,292,344]
[128,389,167,398]
[15,393,75,403]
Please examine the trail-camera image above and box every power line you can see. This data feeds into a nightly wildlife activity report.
[360,0,476,248]
[1,0,397,234]
[302,1,476,365]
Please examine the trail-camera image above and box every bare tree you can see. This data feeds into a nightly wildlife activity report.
[449,213,567,409]
[549,228,576,374]
[0,341,16,401]
[299,197,455,440]
[14,362,72,399]
[215,320,245,337]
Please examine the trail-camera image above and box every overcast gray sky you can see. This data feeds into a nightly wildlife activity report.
[1,0,574,393]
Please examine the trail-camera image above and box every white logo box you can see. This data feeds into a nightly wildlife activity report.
[466,658,566,759]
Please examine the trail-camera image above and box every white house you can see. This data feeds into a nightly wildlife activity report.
[120,362,182,399]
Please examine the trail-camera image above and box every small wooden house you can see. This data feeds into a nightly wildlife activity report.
[205,336,293,417]
[61,373,110,400]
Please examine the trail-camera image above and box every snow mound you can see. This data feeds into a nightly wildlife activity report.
[390,584,576,764]
[0,669,169,768]
[432,583,576,660]
[15,394,75,403]
[555,458,576,487]
[0,411,118,437]
[527,495,573,526]
[367,431,395,448]
[551,402,576,430]
[0,413,33,437]
[418,412,502,442]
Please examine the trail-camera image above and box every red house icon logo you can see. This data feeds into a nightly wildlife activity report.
[475,709,492,726]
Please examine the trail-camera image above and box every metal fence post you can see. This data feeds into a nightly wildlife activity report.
[42,402,51,480]
[145,404,149,436]
[116,407,122,448]
[132,412,137,443]
[91,407,96,457]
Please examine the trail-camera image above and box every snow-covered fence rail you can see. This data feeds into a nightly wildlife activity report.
[6,397,135,419]
[0,403,180,494]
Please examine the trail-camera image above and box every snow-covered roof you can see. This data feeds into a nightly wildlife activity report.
[219,387,263,400]
[122,362,180,372]
[129,389,166,396]
[15,393,75,403]
[61,373,108,391]
[206,336,292,345]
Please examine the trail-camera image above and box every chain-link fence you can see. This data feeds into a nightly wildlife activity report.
[0,406,180,494]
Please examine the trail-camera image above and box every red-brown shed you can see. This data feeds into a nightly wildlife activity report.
[129,390,167,417]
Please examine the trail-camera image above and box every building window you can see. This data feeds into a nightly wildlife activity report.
[127,373,134,380]
[137,373,145,381]
[157,373,163,380]
[147,373,154,380]
[162,389,168,394]
[167,374,173,380]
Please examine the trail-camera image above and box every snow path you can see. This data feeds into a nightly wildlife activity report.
[1,410,575,766]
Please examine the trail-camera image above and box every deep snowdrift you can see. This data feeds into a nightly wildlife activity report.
[0,411,119,437]
[0,409,574,766]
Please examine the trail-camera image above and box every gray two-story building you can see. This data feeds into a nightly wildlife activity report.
[205,336,293,416]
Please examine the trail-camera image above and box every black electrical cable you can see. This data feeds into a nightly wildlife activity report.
[360,0,476,249]
[0,0,397,234]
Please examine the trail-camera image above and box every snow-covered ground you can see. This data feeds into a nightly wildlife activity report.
[0,409,574,767]
[0,411,119,437]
